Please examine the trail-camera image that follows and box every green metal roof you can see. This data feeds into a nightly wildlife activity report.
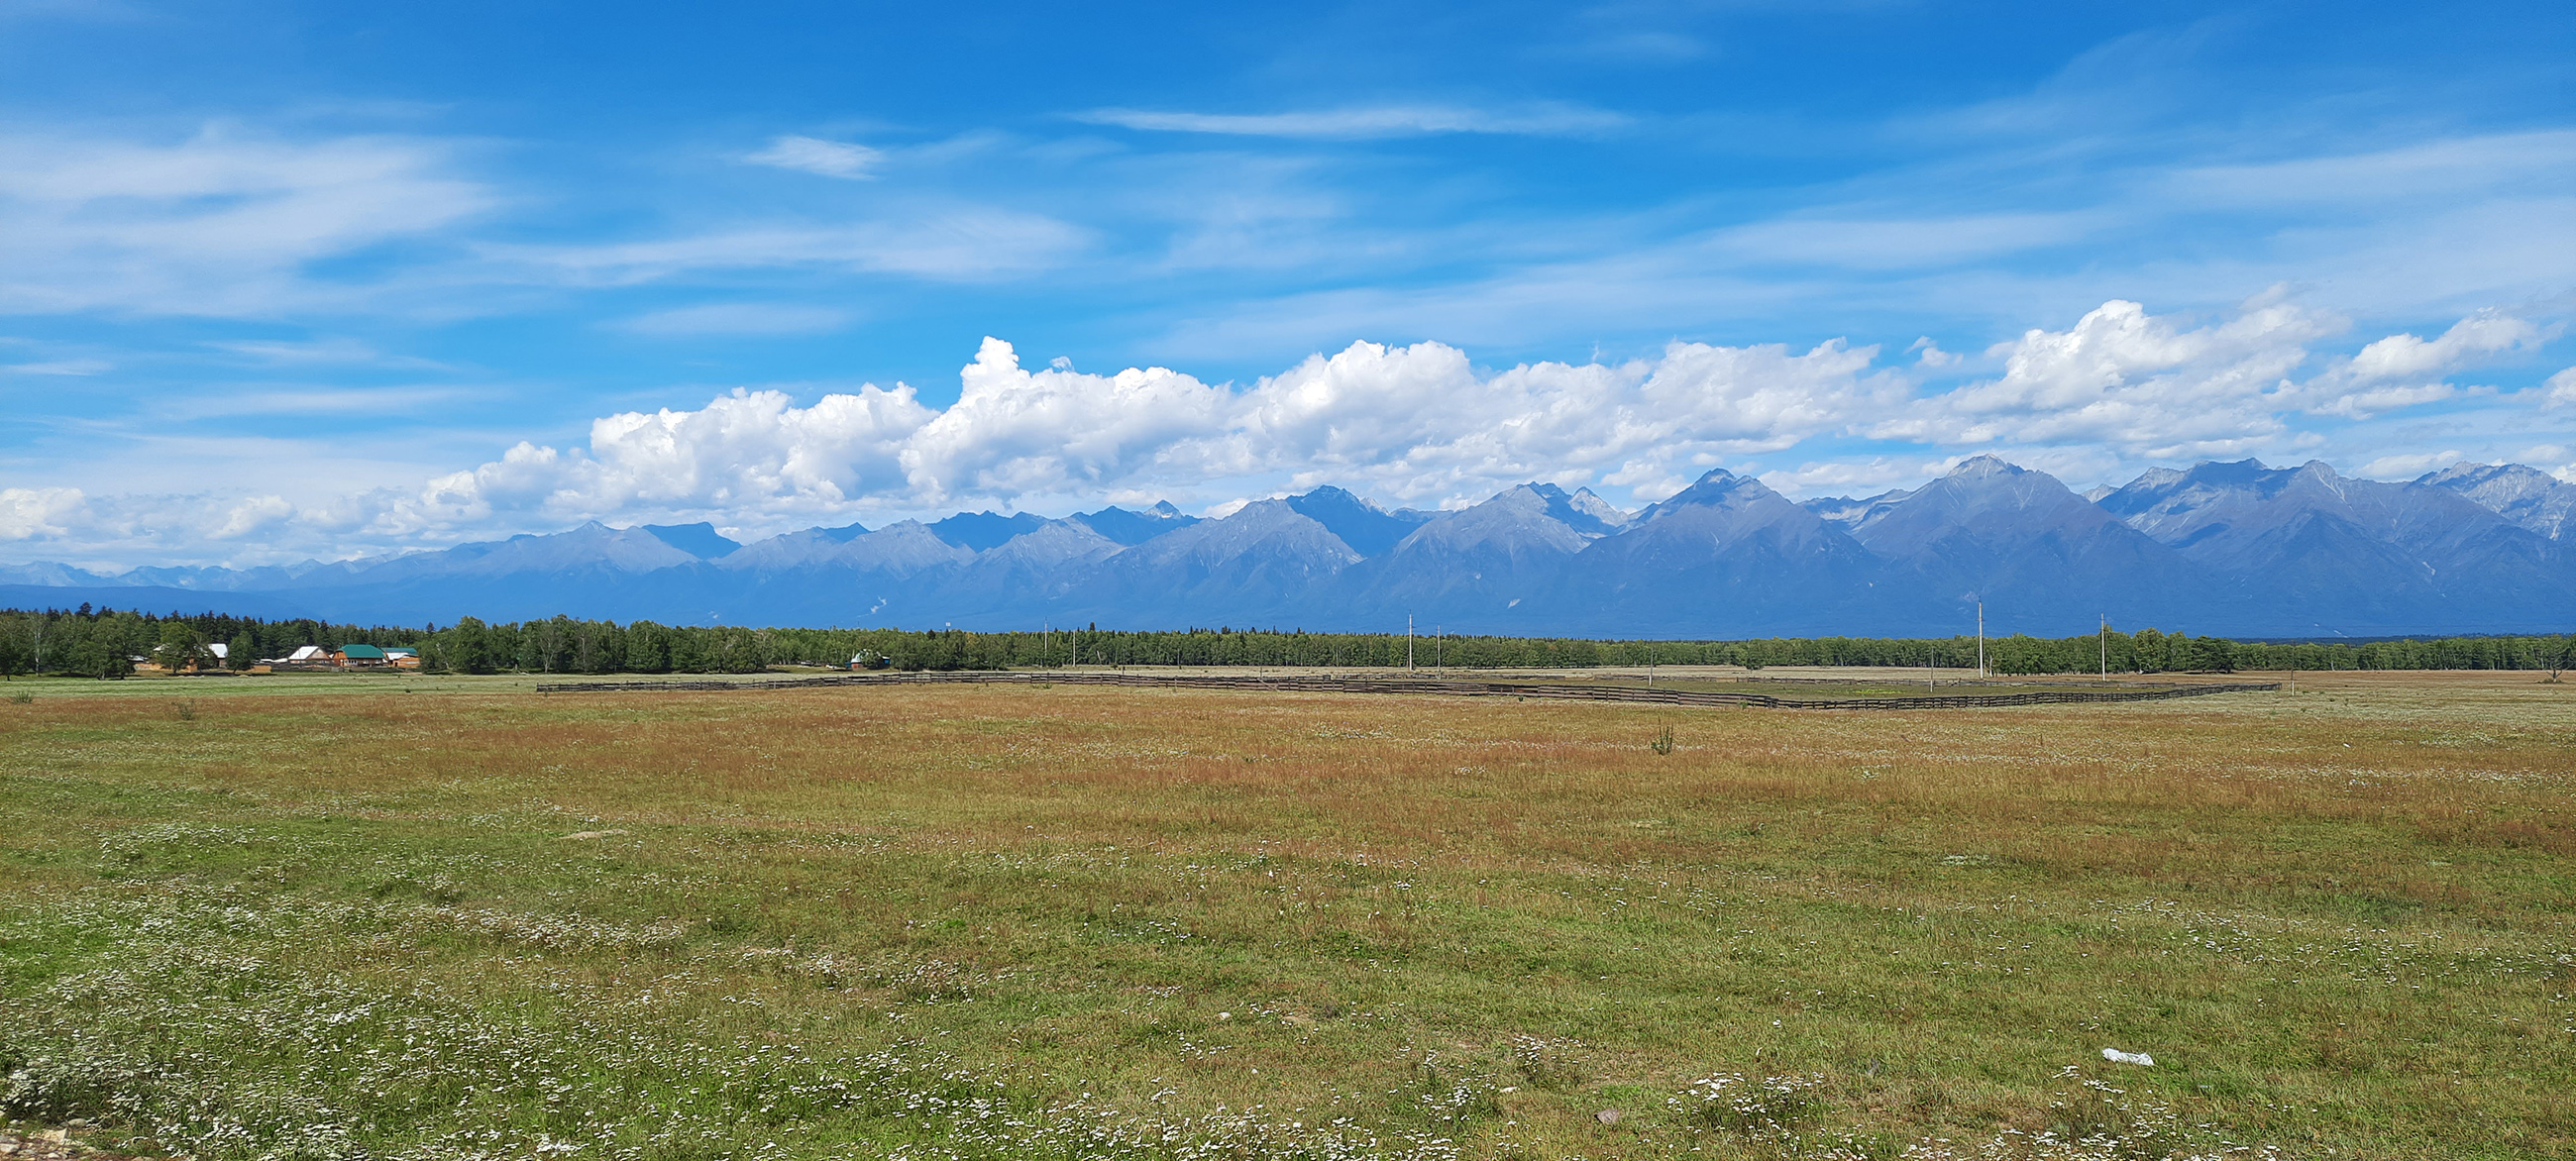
[338,644,387,659]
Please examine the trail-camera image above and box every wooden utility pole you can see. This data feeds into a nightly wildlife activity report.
[1977,599,1986,681]
[2099,614,2109,679]
[1406,613,1415,672]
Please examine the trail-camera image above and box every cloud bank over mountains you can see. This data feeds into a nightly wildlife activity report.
[5,293,2564,571]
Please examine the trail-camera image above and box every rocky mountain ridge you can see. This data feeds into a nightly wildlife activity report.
[5,459,2570,637]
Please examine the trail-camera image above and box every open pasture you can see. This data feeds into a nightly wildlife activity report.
[1,671,2570,1160]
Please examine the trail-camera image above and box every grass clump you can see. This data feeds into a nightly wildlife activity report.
[1670,1071,1829,1132]
[1504,1035,1590,1092]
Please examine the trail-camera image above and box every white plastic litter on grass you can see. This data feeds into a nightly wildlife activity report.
[2101,1047,2155,1066]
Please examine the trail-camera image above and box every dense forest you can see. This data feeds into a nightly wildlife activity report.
[2,604,2569,679]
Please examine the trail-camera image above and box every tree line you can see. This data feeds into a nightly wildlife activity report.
[0,605,420,679]
[3,604,2568,678]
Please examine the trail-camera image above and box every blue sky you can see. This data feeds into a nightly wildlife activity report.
[2,0,2572,567]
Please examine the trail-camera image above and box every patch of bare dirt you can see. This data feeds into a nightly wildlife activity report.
[0,1126,161,1161]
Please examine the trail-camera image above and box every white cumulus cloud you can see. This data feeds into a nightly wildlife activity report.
[391,383,937,534]
[2538,366,2576,409]
[900,337,1236,504]
[378,333,1895,530]
[2343,313,2542,380]
[0,486,86,540]
[1875,294,2340,458]
[2357,450,2467,479]
[9,297,2565,568]
[1873,292,2546,460]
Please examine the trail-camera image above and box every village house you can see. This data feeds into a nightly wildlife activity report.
[264,645,332,667]
[334,644,389,667]
[135,642,229,675]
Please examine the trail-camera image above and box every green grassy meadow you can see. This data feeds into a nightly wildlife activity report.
[1,671,2569,1159]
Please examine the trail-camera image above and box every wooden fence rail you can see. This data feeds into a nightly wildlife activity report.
[534,670,2281,710]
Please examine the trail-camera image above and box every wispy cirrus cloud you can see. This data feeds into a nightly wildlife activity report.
[154,384,490,421]
[1071,102,1627,140]
[2158,130,2576,208]
[1708,211,2108,271]
[743,134,885,179]
[615,303,854,336]
[1128,121,2576,366]
[0,126,498,317]
[204,337,450,369]
[3,357,111,374]
[482,211,1090,284]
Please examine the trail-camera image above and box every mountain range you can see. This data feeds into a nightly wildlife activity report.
[6,458,2573,638]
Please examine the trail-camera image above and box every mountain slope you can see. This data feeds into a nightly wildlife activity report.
[1064,499,1361,628]
[1071,502,1200,546]
[1282,487,1431,558]
[1336,482,1622,631]
[1848,457,2215,633]
[10,458,2575,636]
[1558,470,1931,636]
[2098,460,2576,634]
[929,511,1047,552]
[2418,462,2576,540]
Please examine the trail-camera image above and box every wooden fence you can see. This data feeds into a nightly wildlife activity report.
[534,670,2281,711]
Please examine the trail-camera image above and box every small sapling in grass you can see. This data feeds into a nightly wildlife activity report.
[8,691,30,704]
[173,698,196,721]
[1650,723,1675,755]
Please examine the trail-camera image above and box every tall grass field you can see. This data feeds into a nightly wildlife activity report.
[2,670,2569,1159]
